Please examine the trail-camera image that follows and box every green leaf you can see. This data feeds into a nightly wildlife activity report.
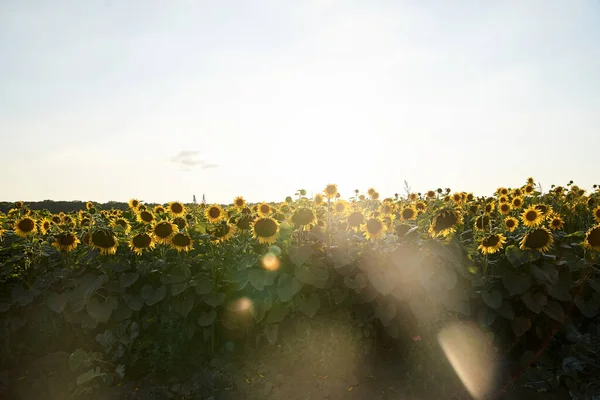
[505,245,539,267]
[331,287,349,305]
[77,367,104,385]
[172,294,195,318]
[369,272,393,296]
[511,316,531,337]
[69,348,91,371]
[543,301,564,322]
[588,278,600,293]
[197,310,217,327]
[548,280,572,302]
[194,279,213,295]
[11,285,35,306]
[496,300,515,320]
[502,271,532,296]
[294,293,320,318]
[119,272,139,288]
[288,245,312,267]
[264,324,278,345]
[530,263,558,287]
[481,289,502,309]
[521,291,546,314]
[125,295,144,311]
[294,265,329,289]
[266,302,288,324]
[140,285,166,306]
[374,301,397,326]
[277,273,303,302]
[204,292,226,308]
[574,294,600,318]
[477,308,496,327]
[86,297,118,323]
[171,282,188,296]
[47,292,69,313]
[0,303,10,313]
[249,268,267,291]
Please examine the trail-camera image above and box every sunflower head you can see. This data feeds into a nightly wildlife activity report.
[498,187,509,196]
[152,221,178,244]
[252,217,280,244]
[511,197,524,209]
[168,201,186,216]
[113,218,131,234]
[172,216,187,230]
[154,205,166,214]
[548,214,564,230]
[236,215,253,230]
[128,199,140,209]
[521,206,543,227]
[313,194,324,206]
[51,215,62,224]
[499,202,511,215]
[211,223,236,243]
[291,207,317,229]
[205,204,224,223]
[527,177,535,185]
[233,196,246,209]
[358,194,366,201]
[452,192,463,203]
[474,215,491,231]
[90,228,119,255]
[400,206,416,221]
[592,205,600,223]
[484,202,495,214]
[137,210,155,224]
[52,232,80,253]
[324,184,339,200]
[257,203,272,217]
[14,217,37,237]
[347,211,364,232]
[426,190,436,199]
[409,193,418,202]
[524,185,535,195]
[334,200,348,214]
[130,233,155,255]
[504,217,519,232]
[583,225,600,251]
[478,233,506,255]
[40,219,52,235]
[170,233,194,252]
[85,201,94,210]
[367,188,376,196]
[371,192,380,201]
[520,227,553,253]
[362,217,385,241]
[429,209,463,238]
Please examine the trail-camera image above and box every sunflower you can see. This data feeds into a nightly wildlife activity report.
[129,233,155,255]
[14,201,24,209]
[205,204,224,223]
[499,202,511,215]
[478,234,506,255]
[520,227,553,253]
[548,214,564,230]
[257,203,273,217]
[79,217,91,227]
[362,217,385,241]
[236,215,253,230]
[51,215,62,224]
[524,185,535,196]
[409,193,418,202]
[498,195,509,204]
[62,215,74,226]
[170,233,194,252]
[90,229,119,255]
[400,206,417,221]
[534,204,552,218]
[511,197,524,209]
[252,217,280,244]
[39,219,52,235]
[154,205,166,214]
[52,232,80,253]
[112,218,131,234]
[85,201,93,210]
[371,192,380,201]
[379,202,394,215]
[429,209,462,237]
[347,211,364,232]
[136,210,155,224]
[592,206,600,223]
[484,202,495,214]
[211,223,236,243]
[466,193,474,202]
[553,186,564,196]
[521,206,544,228]
[291,207,317,230]
[583,225,600,251]
[128,199,140,209]
[415,201,427,212]
[324,184,338,200]
[334,200,348,214]
[152,221,178,244]
[504,217,519,232]
[474,215,491,231]
[173,216,187,230]
[358,194,366,201]
[498,187,509,196]
[314,194,324,206]
[367,188,376,197]
[426,190,436,199]
[168,201,186,216]
[452,192,463,204]
[512,188,523,197]
[14,217,37,237]
[527,177,535,185]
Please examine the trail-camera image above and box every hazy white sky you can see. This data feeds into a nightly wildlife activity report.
[1,0,599,204]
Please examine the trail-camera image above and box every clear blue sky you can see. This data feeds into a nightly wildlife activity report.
[1,0,599,204]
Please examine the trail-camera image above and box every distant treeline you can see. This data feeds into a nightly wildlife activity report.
[0,200,135,214]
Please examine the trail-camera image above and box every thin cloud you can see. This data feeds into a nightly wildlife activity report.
[170,150,219,171]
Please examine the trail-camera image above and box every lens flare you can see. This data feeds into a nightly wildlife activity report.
[262,252,280,271]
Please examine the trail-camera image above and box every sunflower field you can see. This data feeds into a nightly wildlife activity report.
[1,178,600,398]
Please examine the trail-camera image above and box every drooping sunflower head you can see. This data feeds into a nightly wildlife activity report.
[236,215,253,230]
[504,217,519,232]
[478,233,506,255]
[499,202,512,215]
[257,203,272,217]
[426,190,436,199]
[90,228,119,255]
[520,227,554,253]
[211,223,236,243]
[474,215,491,231]
[583,225,600,251]
[534,204,552,218]
[371,192,380,201]
[252,217,280,244]
[52,232,80,253]
[314,194,324,206]
[511,197,524,209]
[291,207,317,229]
[136,210,155,225]
[324,184,338,199]
[548,214,564,230]
[362,217,385,241]
[62,215,74,226]
[233,196,246,209]
[521,206,543,227]
[14,217,37,237]
[51,215,62,224]
[112,218,131,234]
[172,216,186,230]
[347,211,364,232]
[358,194,366,201]
[409,193,418,202]
[553,186,564,196]
[367,188,376,196]
[154,205,166,214]
[152,221,178,244]
[14,201,24,209]
[129,233,155,255]
[379,202,394,215]
[400,206,416,221]
[128,199,140,209]
[170,233,194,252]
[429,209,463,238]
[39,219,52,235]
[79,217,91,227]
[85,201,94,210]
[168,201,186,216]
[205,204,224,223]
[334,200,348,214]
[592,205,600,223]
[512,188,523,197]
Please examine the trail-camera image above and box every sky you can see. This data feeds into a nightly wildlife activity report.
[1,0,599,204]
